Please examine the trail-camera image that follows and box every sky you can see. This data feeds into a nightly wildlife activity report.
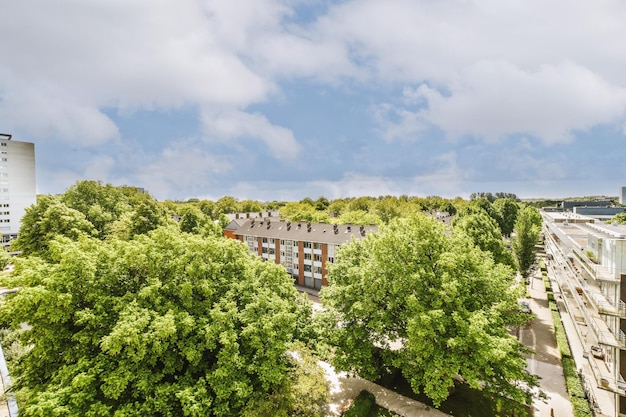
[2,0,626,202]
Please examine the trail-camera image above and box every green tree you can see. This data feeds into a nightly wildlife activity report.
[493,198,519,237]
[12,195,97,256]
[1,227,320,416]
[374,197,402,224]
[321,214,536,407]
[607,212,626,225]
[512,206,542,278]
[240,200,264,213]
[338,210,380,226]
[179,206,207,234]
[128,200,168,238]
[279,203,330,223]
[61,180,133,236]
[0,248,11,270]
[314,197,330,211]
[216,196,240,215]
[452,212,515,268]
[241,343,329,417]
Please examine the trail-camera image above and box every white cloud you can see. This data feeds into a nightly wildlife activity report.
[134,140,232,200]
[313,0,626,143]
[413,61,626,143]
[201,108,300,160]
[0,0,275,143]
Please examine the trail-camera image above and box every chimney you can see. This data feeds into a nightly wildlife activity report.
[267,220,271,229]
[236,213,239,219]
[307,222,312,232]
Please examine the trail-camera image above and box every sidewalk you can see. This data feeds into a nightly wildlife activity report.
[521,271,573,416]
[321,361,449,417]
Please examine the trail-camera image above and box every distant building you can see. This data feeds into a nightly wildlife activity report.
[0,134,36,245]
[231,219,377,290]
[620,187,626,205]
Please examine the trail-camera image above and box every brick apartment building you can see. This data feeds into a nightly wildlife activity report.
[231,219,378,289]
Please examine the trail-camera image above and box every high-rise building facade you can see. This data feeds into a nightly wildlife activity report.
[0,134,36,244]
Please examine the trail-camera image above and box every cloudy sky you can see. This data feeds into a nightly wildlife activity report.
[2,0,626,201]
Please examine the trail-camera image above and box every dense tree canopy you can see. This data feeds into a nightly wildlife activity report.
[12,195,97,257]
[321,214,536,407]
[1,227,324,416]
[452,212,515,268]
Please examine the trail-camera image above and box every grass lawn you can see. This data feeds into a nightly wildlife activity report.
[378,371,532,417]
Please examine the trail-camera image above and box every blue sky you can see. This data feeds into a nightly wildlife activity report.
[2,0,626,201]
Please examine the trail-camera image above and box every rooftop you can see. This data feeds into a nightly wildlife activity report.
[233,219,378,245]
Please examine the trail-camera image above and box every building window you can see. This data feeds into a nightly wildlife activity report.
[314,243,322,250]
[262,237,268,243]
[313,266,322,274]
[328,257,335,263]
[304,265,312,272]
[314,254,322,262]
[1,143,6,147]
[304,253,312,260]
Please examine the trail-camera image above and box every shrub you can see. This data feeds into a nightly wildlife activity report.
[343,390,376,417]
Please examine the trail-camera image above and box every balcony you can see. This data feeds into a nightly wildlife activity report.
[577,279,626,318]
[588,355,626,395]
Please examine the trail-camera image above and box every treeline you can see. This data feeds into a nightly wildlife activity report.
[0,181,545,416]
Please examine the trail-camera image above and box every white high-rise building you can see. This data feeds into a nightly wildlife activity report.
[0,134,36,244]
[620,187,626,205]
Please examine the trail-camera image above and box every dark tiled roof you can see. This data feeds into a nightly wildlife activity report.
[233,219,378,244]
[224,218,249,230]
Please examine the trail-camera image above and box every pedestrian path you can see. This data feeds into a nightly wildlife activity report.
[522,271,573,417]
[321,361,449,417]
